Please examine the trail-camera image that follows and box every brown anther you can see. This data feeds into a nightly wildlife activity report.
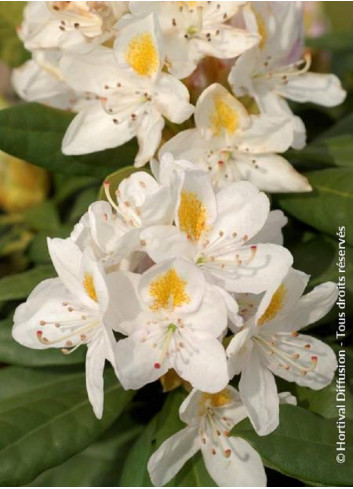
[291,331,299,337]
[224,449,232,458]
[140,239,146,247]
[304,344,311,349]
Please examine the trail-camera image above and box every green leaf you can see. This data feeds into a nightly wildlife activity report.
[0,317,85,366]
[0,366,133,486]
[233,404,353,486]
[29,414,143,486]
[68,187,98,223]
[98,166,143,200]
[295,381,353,421]
[290,234,353,318]
[0,2,28,67]
[0,265,54,301]
[278,168,353,245]
[22,201,61,233]
[0,103,137,178]
[307,31,353,53]
[120,389,216,487]
[288,135,353,168]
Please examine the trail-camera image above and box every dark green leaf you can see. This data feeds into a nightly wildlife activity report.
[0,2,28,67]
[295,381,353,421]
[120,389,216,487]
[22,201,61,233]
[0,366,133,486]
[29,414,143,487]
[233,404,353,486]
[290,234,353,317]
[0,265,54,301]
[0,103,137,178]
[279,168,353,245]
[0,317,85,366]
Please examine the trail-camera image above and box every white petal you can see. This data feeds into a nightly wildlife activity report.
[279,391,297,406]
[234,114,294,153]
[174,331,229,393]
[184,285,228,337]
[239,350,280,436]
[115,332,169,390]
[47,237,83,301]
[60,47,121,96]
[114,12,164,81]
[140,225,196,264]
[195,83,251,141]
[277,73,346,107]
[202,435,266,487]
[260,268,310,331]
[12,279,91,350]
[227,328,253,377]
[193,27,257,64]
[134,108,164,167]
[263,333,337,390]
[159,128,209,165]
[86,334,106,419]
[210,181,270,245]
[203,244,293,307]
[293,281,338,331]
[62,103,136,155]
[154,73,194,123]
[147,427,199,487]
[250,210,288,246]
[176,169,218,243]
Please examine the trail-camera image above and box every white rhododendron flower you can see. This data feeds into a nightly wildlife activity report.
[147,386,267,487]
[161,83,311,192]
[60,13,194,165]
[12,238,123,418]
[140,167,293,316]
[127,1,258,79]
[229,2,346,148]
[18,1,128,51]
[115,258,229,391]
[7,2,347,484]
[71,157,185,263]
[227,268,338,436]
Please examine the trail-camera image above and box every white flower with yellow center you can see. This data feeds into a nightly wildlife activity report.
[126,1,258,79]
[139,168,293,319]
[161,83,311,192]
[115,258,229,392]
[60,13,194,166]
[12,238,125,419]
[228,2,346,149]
[147,386,267,487]
[227,268,338,436]
[18,1,128,51]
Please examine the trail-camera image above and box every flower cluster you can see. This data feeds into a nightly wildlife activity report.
[13,1,345,190]
[11,2,343,487]
[13,154,337,486]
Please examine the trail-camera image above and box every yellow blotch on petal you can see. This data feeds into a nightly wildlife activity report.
[83,273,98,302]
[178,191,207,243]
[149,268,190,311]
[125,32,159,77]
[200,389,232,415]
[258,284,286,325]
[210,96,239,137]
